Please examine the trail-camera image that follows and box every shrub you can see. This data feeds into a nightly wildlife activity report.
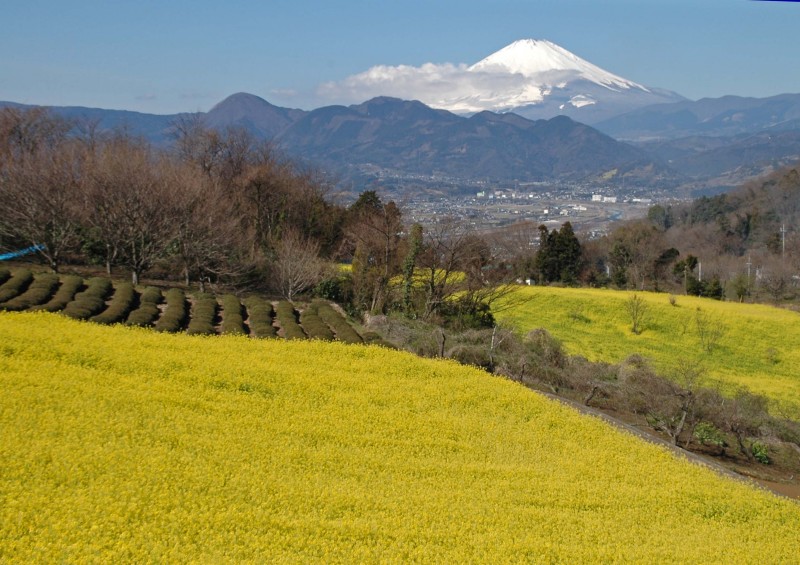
[275,301,305,340]
[92,282,136,325]
[299,303,334,341]
[243,297,277,338]
[625,293,648,335]
[62,277,113,320]
[0,269,34,304]
[126,287,162,327]
[30,275,83,312]
[361,331,396,348]
[314,275,353,304]
[693,422,727,449]
[186,293,218,335]
[0,273,59,311]
[154,288,188,333]
[751,441,771,465]
[524,329,567,369]
[314,300,362,344]
[446,343,492,370]
[220,295,246,335]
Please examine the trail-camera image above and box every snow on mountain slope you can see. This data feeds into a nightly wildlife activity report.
[469,39,647,92]
[318,39,685,124]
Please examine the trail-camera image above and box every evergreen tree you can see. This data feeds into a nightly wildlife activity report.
[534,222,582,284]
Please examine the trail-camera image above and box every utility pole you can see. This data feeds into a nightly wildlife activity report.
[781,223,787,261]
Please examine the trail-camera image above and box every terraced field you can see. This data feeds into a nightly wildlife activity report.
[1,312,799,562]
[497,286,800,413]
[0,267,364,343]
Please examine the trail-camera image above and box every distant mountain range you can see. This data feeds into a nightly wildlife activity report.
[272,96,662,184]
[3,38,800,195]
[595,93,800,141]
[0,93,669,189]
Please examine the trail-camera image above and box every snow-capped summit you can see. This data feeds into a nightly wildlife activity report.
[469,39,646,93]
[319,39,685,124]
[434,38,685,122]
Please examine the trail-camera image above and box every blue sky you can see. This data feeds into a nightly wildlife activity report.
[1,0,799,114]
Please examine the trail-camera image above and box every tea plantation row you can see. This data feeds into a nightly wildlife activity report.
[0,267,366,344]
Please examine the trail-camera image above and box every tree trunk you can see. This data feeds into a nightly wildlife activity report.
[672,408,688,446]
[584,385,600,407]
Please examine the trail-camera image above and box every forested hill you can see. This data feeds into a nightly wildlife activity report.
[656,166,800,256]
[594,164,800,302]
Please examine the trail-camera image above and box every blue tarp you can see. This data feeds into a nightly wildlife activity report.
[0,244,45,261]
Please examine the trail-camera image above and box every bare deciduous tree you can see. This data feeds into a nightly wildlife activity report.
[171,165,246,290]
[0,142,84,272]
[272,229,326,301]
[86,138,179,285]
[625,293,648,335]
[0,108,80,272]
[694,308,726,354]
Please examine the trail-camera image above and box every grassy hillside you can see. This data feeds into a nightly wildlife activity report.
[1,312,799,562]
[497,287,800,413]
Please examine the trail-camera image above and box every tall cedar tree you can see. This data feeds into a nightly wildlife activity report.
[534,222,582,283]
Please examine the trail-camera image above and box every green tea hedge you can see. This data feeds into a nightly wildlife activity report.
[92,282,136,325]
[313,300,362,344]
[186,293,218,335]
[275,301,305,340]
[62,277,113,320]
[0,273,59,311]
[126,287,162,327]
[220,294,246,335]
[299,303,334,341]
[0,269,34,304]
[243,297,276,338]
[154,288,188,332]
[30,275,83,312]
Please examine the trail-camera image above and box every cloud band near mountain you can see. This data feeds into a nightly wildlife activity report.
[316,62,544,113]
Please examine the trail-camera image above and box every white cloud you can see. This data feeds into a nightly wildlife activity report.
[316,62,545,113]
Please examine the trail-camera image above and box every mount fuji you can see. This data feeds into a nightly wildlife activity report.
[321,39,685,124]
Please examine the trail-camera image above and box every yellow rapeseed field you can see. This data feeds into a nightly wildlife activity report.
[1,311,799,562]
[497,286,800,413]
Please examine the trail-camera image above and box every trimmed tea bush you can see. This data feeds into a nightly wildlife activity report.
[62,277,113,320]
[154,288,188,333]
[126,287,162,327]
[92,282,136,325]
[30,275,83,312]
[300,303,334,341]
[0,273,59,311]
[186,293,218,335]
[275,301,305,340]
[0,269,34,304]
[220,294,246,335]
[243,297,276,338]
[314,299,362,344]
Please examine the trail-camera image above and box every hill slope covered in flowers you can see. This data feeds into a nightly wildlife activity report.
[497,287,800,413]
[1,312,799,562]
